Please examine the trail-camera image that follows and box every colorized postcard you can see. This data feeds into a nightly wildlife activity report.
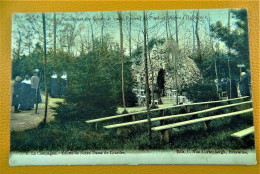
[9,8,256,165]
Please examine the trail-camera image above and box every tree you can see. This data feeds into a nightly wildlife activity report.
[42,13,48,125]
[174,10,179,105]
[146,14,156,108]
[195,10,202,63]
[118,11,127,113]
[165,11,169,38]
[211,9,249,87]
[143,11,152,140]
[129,12,132,59]
[53,13,57,55]
[54,38,136,121]
[175,10,179,45]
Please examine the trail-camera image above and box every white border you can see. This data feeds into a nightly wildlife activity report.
[9,150,257,166]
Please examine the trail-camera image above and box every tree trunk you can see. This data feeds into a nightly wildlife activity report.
[17,31,22,59]
[227,9,232,99]
[192,11,195,54]
[147,18,155,108]
[35,72,42,114]
[175,10,179,105]
[53,13,57,55]
[175,10,179,45]
[165,11,169,39]
[208,16,219,97]
[89,20,95,51]
[143,11,152,140]
[195,10,202,62]
[129,11,132,59]
[118,11,127,112]
[101,12,104,44]
[87,27,90,49]
[67,34,71,53]
[27,33,31,55]
[42,13,48,125]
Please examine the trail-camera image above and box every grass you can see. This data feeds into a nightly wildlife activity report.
[10,102,255,152]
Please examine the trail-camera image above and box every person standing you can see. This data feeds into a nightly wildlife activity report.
[220,78,227,96]
[50,72,59,98]
[60,71,68,97]
[12,76,22,113]
[20,75,34,110]
[239,72,250,97]
[214,79,222,98]
[31,71,42,103]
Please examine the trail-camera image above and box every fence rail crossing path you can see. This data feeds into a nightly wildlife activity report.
[85,96,249,125]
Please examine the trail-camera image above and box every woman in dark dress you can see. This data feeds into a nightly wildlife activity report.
[50,72,59,98]
[60,71,68,97]
[12,76,22,112]
[20,75,34,110]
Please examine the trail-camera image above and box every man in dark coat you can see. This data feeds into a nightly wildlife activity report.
[239,72,250,96]
[12,76,22,113]
[31,72,42,103]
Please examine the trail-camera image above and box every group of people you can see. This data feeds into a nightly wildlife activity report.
[215,72,251,99]
[12,70,68,113]
[12,70,42,113]
[50,71,68,98]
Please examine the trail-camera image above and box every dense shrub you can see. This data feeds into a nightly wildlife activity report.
[49,39,137,120]
[183,80,219,102]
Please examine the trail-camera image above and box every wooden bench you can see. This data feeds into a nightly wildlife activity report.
[104,100,252,129]
[151,108,253,143]
[152,108,253,131]
[86,96,249,124]
[231,126,254,138]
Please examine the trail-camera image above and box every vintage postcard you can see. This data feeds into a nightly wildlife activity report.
[9,8,257,165]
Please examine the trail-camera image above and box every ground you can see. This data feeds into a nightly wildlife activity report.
[10,93,63,131]
[10,93,177,131]
[117,96,179,113]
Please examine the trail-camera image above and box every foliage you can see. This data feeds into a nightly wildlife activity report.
[12,37,137,120]
[56,39,136,120]
[12,43,43,79]
[182,80,219,102]
[210,9,249,68]
[147,37,165,52]
[131,46,143,65]
[190,45,240,81]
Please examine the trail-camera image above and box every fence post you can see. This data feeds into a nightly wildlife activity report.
[95,122,98,131]
[131,114,136,121]
[203,121,210,131]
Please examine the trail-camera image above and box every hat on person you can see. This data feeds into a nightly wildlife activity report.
[33,69,39,73]
[241,72,246,76]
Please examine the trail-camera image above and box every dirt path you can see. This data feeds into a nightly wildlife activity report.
[10,93,63,132]
[10,94,181,131]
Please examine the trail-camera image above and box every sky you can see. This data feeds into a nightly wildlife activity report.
[11,8,244,57]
